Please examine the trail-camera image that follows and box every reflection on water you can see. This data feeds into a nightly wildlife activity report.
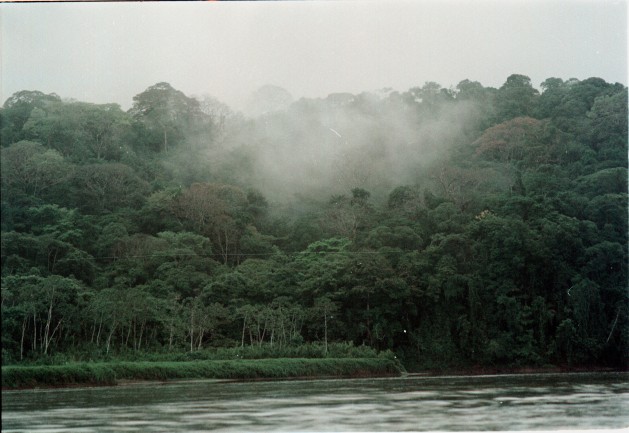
[2,372,628,431]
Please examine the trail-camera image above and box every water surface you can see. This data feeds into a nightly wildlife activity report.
[2,372,627,431]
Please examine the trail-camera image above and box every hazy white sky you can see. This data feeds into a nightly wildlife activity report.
[1,0,627,110]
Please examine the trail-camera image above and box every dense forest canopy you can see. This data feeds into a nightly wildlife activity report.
[1,74,627,369]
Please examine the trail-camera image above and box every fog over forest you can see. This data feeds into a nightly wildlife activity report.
[1,73,627,371]
[159,81,501,205]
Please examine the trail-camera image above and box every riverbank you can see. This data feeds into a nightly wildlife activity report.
[1,357,404,390]
[408,364,625,377]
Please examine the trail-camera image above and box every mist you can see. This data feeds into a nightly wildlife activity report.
[3,0,625,203]
[162,82,490,209]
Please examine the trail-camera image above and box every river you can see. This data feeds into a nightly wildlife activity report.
[2,372,627,432]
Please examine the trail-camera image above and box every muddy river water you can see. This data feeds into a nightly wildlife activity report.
[2,372,627,431]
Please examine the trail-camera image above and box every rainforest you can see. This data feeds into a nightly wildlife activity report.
[1,75,627,377]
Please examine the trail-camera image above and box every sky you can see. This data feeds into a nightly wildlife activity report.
[1,0,627,111]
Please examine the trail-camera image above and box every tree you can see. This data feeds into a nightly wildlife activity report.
[245,85,294,117]
[21,103,86,160]
[320,190,374,241]
[69,163,149,213]
[313,296,339,354]
[387,185,424,217]
[473,117,547,163]
[542,77,619,137]
[0,141,72,201]
[454,79,496,132]
[77,103,132,160]
[183,296,229,351]
[129,82,205,152]
[1,90,61,145]
[294,238,351,301]
[402,82,454,118]
[1,204,95,282]
[171,183,249,264]
[537,77,566,118]
[197,95,235,145]
[366,224,423,251]
[586,90,628,156]
[137,188,183,234]
[495,74,539,121]
[2,274,80,357]
[427,164,491,211]
[89,287,124,354]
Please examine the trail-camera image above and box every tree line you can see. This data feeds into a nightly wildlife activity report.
[1,75,627,369]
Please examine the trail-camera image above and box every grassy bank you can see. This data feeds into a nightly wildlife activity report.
[2,357,404,389]
[11,342,384,365]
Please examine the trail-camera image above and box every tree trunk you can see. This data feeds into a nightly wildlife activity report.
[106,322,117,354]
[220,229,229,264]
[189,308,195,352]
[32,312,37,352]
[241,315,247,348]
[20,318,27,361]
[42,290,56,355]
[137,320,145,351]
[132,320,137,351]
[197,328,204,350]
[96,317,103,346]
[169,322,175,351]
[44,319,63,355]
[366,295,373,346]
[90,321,96,344]
[606,310,621,344]
[124,325,132,348]
[324,311,328,355]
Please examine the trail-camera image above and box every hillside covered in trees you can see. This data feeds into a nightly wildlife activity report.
[1,75,627,370]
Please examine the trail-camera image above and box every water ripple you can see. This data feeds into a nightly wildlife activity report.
[2,372,628,431]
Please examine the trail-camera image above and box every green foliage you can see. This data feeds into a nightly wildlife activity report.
[495,74,539,121]
[1,76,627,372]
[1,90,62,145]
[129,82,209,153]
[2,357,402,389]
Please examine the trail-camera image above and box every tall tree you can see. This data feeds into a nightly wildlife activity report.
[129,82,205,152]
[1,90,61,146]
[495,74,539,122]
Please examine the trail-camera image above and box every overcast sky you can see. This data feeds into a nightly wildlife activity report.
[1,0,627,111]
